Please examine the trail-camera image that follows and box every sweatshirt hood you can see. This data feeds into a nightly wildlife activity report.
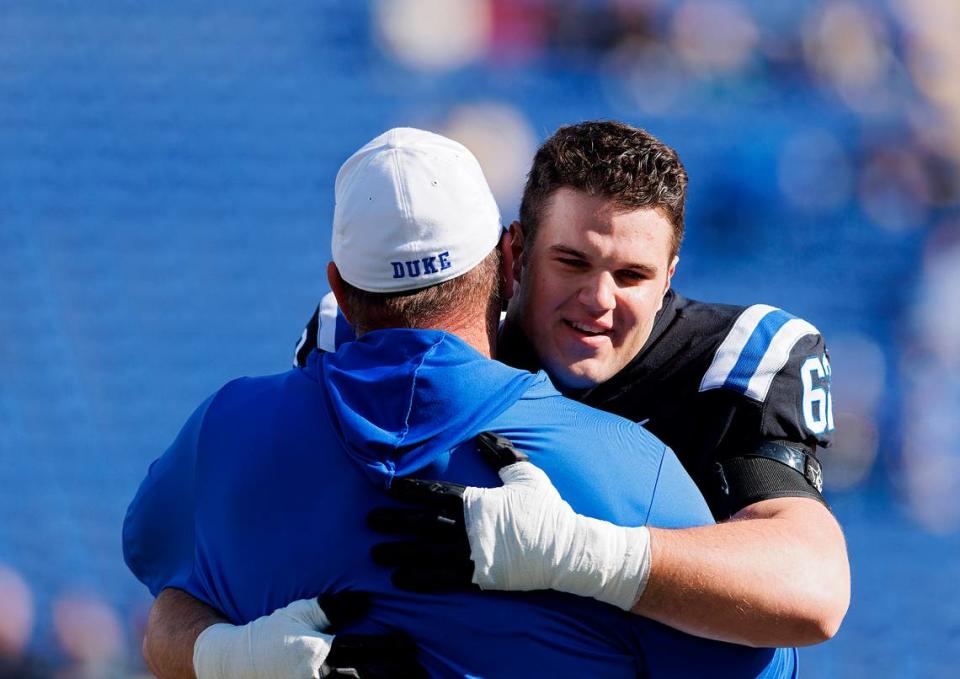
[311,329,547,488]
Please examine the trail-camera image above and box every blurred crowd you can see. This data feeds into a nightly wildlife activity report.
[0,564,146,678]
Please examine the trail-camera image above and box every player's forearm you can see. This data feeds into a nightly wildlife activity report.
[632,497,850,648]
[144,588,227,679]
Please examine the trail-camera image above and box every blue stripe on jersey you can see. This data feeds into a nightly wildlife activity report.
[722,309,795,394]
[334,309,356,349]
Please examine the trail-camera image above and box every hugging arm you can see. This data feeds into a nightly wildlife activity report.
[634,494,848,646]
[371,432,849,648]
[144,588,224,679]
[143,589,424,679]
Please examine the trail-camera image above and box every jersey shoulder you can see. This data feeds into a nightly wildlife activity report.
[294,292,356,366]
[685,298,824,403]
[672,296,834,447]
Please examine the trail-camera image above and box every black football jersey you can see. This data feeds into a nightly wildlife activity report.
[298,289,833,519]
[498,290,833,518]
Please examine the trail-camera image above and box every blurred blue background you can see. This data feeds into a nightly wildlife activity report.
[1,0,958,676]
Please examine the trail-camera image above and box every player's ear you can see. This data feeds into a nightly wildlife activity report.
[326,262,354,324]
[666,255,679,287]
[657,255,679,312]
[508,221,525,284]
[498,230,515,300]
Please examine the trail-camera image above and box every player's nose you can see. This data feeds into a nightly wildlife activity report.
[578,272,617,314]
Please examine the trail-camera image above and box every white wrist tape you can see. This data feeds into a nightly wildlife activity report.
[463,462,651,611]
[193,598,334,679]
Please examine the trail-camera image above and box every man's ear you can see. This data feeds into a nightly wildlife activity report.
[666,255,679,291]
[326,262,353,324]
[498,230,515,301]
[657,255,680,312]
[509,221,525,284]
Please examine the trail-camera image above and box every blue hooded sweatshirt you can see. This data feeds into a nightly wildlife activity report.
[124,329,797,678]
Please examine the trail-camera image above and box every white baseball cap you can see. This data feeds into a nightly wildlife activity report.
[332,127,502,293]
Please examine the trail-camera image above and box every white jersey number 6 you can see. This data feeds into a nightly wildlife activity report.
[801,355,834,435]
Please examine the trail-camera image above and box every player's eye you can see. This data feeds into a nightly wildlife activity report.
[616,269,649,285]
[556,257,589,270]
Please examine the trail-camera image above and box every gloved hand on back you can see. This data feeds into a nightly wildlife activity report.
[369,431,652,612]
[193,591,426,679]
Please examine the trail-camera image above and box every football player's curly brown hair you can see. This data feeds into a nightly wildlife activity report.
[520,121,688,257]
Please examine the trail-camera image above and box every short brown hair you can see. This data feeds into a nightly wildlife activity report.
[340,246,503,334]
[519,121,688,256]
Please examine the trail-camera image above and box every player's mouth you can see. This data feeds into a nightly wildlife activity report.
[563,319,612,338]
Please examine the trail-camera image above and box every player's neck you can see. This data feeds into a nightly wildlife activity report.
[496,317,542,373]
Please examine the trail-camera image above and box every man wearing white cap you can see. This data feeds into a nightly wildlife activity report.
[124,128,797,677]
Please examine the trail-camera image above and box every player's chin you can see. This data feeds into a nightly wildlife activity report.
[556,358,611,390]
[577,349,632,384]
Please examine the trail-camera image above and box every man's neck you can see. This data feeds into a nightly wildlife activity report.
[356,316,494,359]
[439,318,494,358]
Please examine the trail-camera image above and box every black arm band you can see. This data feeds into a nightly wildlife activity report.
[715,442,827,518]
[749,441,824,492]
